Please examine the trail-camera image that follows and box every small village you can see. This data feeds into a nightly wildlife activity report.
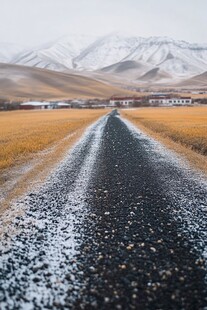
[0,93,202,111]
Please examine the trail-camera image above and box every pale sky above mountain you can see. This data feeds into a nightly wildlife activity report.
[0,0,206,47]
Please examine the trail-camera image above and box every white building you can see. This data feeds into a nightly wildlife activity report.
[20,101,52,110]
[109,97,141,107]
[20,101,72,110]
[53,102,71,109]
[149,97,192,106]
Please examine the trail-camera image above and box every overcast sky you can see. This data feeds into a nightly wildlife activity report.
[1,0,206,47]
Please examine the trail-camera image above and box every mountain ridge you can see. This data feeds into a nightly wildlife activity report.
[1,34,207,85]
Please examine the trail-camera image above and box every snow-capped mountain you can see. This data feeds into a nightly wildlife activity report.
[12,34,97,71]
[124,37,207,78]
[73,34,143,70]
[3,34,207,83]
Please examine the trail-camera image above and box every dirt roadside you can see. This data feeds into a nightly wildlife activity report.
[121,111,207,177]
[0,118,102,215]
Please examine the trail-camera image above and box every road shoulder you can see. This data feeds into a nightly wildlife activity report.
[0,120,97,215]
[122,111,207,177]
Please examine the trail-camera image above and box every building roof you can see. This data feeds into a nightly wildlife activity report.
[149,96,191,100]
[20,101,51,106]
[110,96,142,101]
[56,102,71,106]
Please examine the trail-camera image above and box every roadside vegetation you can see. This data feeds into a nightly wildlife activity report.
[0,109,106,170]
[122,107,207,156]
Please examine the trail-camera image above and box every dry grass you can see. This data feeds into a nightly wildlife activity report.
[0,109,107,213]
[123,107,207,155]
[0,63,136,101]
[122,107,207,173]
[0,123,90,214]
[0,109,106,171]
[177,93,207,99]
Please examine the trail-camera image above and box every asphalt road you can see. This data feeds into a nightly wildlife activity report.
[0,111,207,309]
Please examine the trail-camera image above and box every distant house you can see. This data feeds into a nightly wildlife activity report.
[149,96,192,106]
[53,102,71,109]
[70,99,87,108]
[109,97,142,107]
[20,101,72,110]
[20,101,52,110]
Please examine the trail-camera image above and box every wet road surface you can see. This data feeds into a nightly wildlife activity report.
[0,111,207,309]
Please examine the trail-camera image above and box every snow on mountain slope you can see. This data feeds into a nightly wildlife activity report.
[125,37,207,77]
[137,67,172,83]
[100,60,153,81]
[101,60,148,74]
[37,35,96,69]
[13,35,96,70]
[12,50,69,71]
[5,34,207,82]
[73,35,207,79]
[73,34,143,70]
[0,43,26,63]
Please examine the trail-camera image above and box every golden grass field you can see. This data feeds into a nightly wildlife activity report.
[0,109,107,171]
[122,107,207,156]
